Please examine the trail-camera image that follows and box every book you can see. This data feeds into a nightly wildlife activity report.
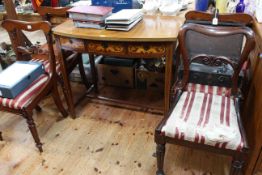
[73,19,104,24]
[74,20,105,29]
[105,9,143,24]
[106,16,142,31]
[68,5,113,21]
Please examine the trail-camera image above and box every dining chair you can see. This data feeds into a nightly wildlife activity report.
[37,6,70,27]
[179,11,254,100]
[37,6,90,118]
[0,19,68,152]
[155,23,255,175]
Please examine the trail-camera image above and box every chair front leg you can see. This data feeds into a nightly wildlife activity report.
[230,154,245,175]
[156,143,166,175]
[23,111,43,152]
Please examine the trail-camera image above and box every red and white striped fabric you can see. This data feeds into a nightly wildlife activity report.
[161,90,244,151]
[186,83,231,96]
[31,58,61,75]
[0,74,49,110]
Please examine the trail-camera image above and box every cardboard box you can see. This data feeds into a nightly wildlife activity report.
[135,69,164,91]
[0,61,44,99]
[70,55,102,82]
[97,57,135,88]
[178,63,235,87]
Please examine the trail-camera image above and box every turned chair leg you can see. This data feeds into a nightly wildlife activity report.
[78,54,90,89]
[156,143,166,175]
[23,111,43,152]
[52,83,68,118]
[230,155,245,175]
[0,131,3,141]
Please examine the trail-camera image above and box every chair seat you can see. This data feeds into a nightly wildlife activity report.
[0,74,49,110]
[186,83,231,96]
[161,90,244,151]
[31,56,61,75]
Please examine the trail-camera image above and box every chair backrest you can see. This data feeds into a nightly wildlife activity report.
[178,23,255,96]
[37,6,70,27]
[1,20,56,76]
[185,11,254,26]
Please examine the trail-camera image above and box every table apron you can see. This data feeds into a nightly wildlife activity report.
[56,36,175,58]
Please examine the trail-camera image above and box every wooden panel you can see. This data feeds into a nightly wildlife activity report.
[128,43,166,56]
[244,29,262,175]
[87,41,126,55]
[256,149,262,173]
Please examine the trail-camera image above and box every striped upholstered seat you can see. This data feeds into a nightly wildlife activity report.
[31,57,61,75]
[161,84,243,151]
[0,74,49,110]
[185,83,232,96]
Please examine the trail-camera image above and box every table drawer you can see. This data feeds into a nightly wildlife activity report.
[128,44,166,56]
[87,41,126,55]
[59,37,85,52]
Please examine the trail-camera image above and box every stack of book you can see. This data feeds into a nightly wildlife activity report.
[67,5,113,29]
[105,9,143,31]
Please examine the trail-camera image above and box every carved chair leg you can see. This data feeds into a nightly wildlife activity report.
[23,111,43,152]
[0,131,3,141]
[78,54,90,89]
[230,155,245,175]
[156,143,166,175]
[52,83,68,118]
[35,105,42,112]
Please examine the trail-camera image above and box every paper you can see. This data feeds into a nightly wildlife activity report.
[105,9,143,24]
[0,62,39,87]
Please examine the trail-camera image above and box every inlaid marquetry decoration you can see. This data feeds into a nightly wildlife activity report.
[128,44,166,55]
[87,42,125,54]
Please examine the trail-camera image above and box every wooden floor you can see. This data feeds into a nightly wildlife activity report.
[0,84,231,175]
[0,26,233,175]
